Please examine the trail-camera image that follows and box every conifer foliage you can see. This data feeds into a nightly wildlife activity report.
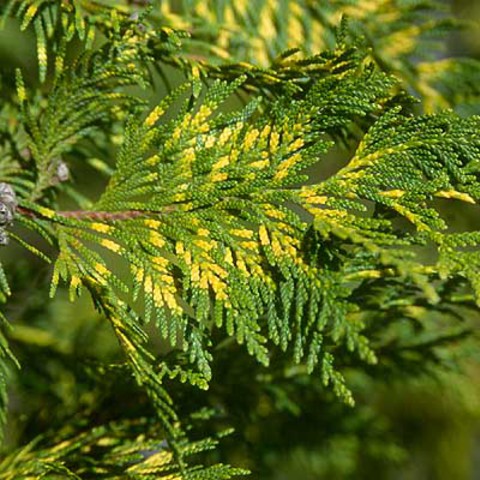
[0,0,479,478]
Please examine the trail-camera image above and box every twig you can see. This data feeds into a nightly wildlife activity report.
[17,205,177,221]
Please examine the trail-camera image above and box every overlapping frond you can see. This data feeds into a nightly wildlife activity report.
[4,0,480,111]
[314,108,480,295]
[0,416,246,479]
[11,48,477,411]
[10,28,148,208]
[6,0,478,110]
[14,56,400,406]
[2,0,126,81]
[151,0,480,111]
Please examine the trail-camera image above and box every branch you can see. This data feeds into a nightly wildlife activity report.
[17,205,177,222]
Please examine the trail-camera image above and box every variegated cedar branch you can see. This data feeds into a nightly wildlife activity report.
[0,1,478,478]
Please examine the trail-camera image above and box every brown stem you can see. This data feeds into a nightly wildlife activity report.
[57,210,149,220]
[17,205,177,221]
